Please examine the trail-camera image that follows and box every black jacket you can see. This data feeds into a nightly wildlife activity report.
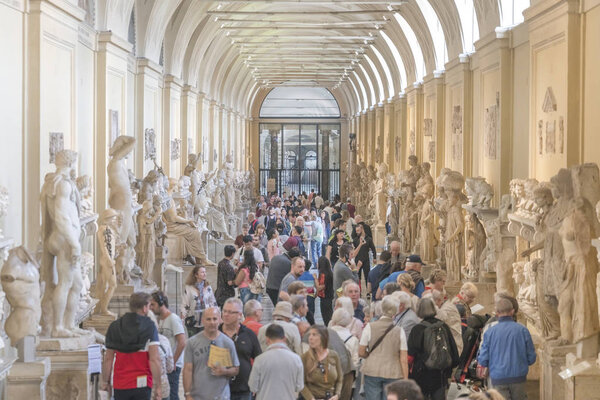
[106,312,157,353]
[407,317,460,394]
[219,323,262,394]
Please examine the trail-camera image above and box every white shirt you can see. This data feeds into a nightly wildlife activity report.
[360,322,408,351]
[238,247,264,264]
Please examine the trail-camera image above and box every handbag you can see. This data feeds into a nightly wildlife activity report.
[365,323,395,358]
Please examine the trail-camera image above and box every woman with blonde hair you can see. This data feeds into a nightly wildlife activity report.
[181,266,217,336]
[397,273,419,310]
[301,325,343,400]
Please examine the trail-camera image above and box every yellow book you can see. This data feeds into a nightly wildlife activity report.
[207,344,233,368]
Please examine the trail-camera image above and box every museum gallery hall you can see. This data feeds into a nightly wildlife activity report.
[0,0,599,399]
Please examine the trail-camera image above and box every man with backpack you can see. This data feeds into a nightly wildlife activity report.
[407,297,459,400]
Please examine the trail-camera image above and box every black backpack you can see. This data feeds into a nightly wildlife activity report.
[422,320,453,370]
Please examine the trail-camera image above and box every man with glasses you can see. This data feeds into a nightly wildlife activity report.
[242,299,263,335]
[219,298,262,400]
[182,307,240,400]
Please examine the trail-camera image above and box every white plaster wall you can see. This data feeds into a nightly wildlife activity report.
[512,35,530,179]
[76,38,95,178]
[0,3,24,244]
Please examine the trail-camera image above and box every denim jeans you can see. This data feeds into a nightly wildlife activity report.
[167,366,181,400]
[363,375,396,400]
[311,239,322,266]
[494,381,528,400]
[239,287,259,304]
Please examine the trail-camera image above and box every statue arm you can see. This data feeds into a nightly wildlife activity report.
[521,241,543,258]
[96,228,115,263]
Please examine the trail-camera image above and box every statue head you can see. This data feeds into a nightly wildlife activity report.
[76,175,92,196]
[550,168,573,201]
[188,153,198,165]
[55,150,78,170]
[144,170,160,184]
[168,178,179,193]
[408,155,418,167]
[533,185,553,209]
[109,136,136,160]
[421,162,431,174]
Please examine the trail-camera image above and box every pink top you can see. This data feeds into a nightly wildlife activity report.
[238,267,251,288]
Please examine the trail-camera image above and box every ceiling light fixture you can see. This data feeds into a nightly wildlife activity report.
[387,4,394,11]
[216,3,223,10]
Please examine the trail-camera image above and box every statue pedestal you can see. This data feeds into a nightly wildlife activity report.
[539,341,576,400]
[7,358,50,400]
[373,224,387,249]
[37,333,95,400]
[82,314,117,336]
[563,352,600,400]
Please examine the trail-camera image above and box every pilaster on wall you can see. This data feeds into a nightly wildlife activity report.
[162,75,182,177]
[383,100,395,170]
[95,32,132,216]
[472,29,514,204]
[359,111,367,163]
[405,83,423,170]
[444,55,472,176]
[24,0,86,248]
[181,84,198,173]
[205,100,218,171]
[134,58,163,176]
[367,108,376,166]
[423,73,445,177]
[525,0,582,181]
[393,95,407,174]
[375,104,384,165]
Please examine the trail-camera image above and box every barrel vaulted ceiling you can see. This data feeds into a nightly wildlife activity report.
[95,0,529,117]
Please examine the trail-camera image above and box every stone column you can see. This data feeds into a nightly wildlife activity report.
[367,107,376,166]
[383,99,394,169]
[162,75,182,177]
[181,85,198,173]
[321,129,331,198]
[208,100,217,170]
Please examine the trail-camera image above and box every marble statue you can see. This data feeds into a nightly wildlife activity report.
[373,163,388,227]
[1,246,41,344]
[40,150,85,337]
[403,155,421,195]
[496,248,516,296]
[445,189,465,283]
[557,202,600,343]
[138,169,160,205]
[462,213,487,281]
[530,258,561,340]
[184,153,203,217]
[108,136,136,247]
[94,208,120,316]
[465,177,493,209]
[419,198,437,262]
[136,200,161,286]
[222,154,237,215]
[415,162,434,201]
[153,194,167,247]
[75,175,93,216]
[203,172,234,240]
[79,252,94,313]
[512,260,540,328]
[128,169,141,202]
[164,178,215,266]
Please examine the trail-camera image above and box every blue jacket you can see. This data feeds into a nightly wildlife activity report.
[477,316,536,385]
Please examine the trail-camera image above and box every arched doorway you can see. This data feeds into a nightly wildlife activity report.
[258,87,341,199]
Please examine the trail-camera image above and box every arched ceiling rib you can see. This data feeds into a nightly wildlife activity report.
[101,0,515,116]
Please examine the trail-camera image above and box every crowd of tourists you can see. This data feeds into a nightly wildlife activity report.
[101,190,536,400]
